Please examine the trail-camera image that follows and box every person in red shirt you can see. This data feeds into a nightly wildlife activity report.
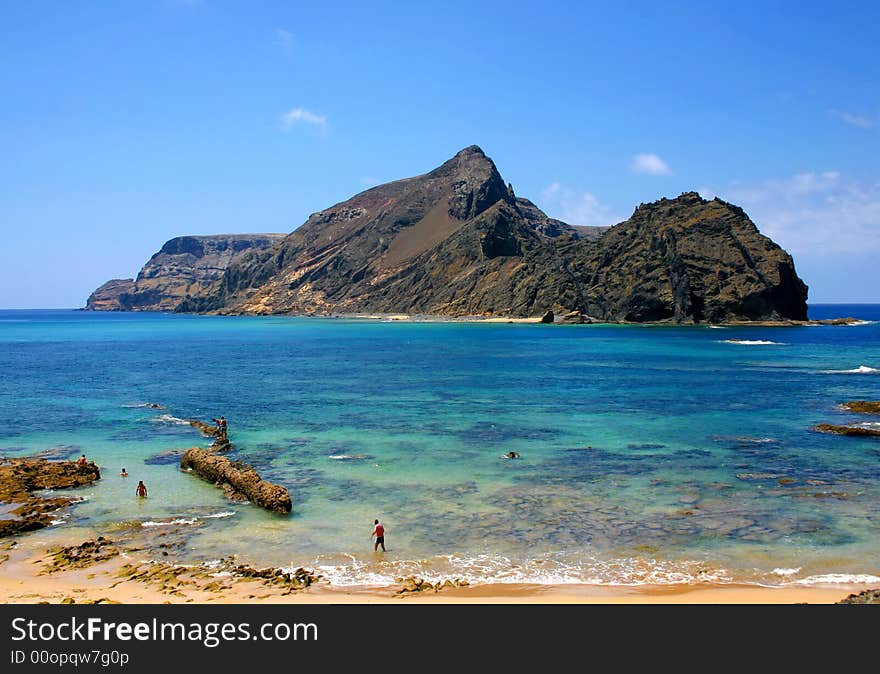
[371,519,386,552]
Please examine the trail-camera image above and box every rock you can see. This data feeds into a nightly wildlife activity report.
[0,458,100,539]
[540,310,554,323]
[85,279,134,311]
[778,478,797,485]
[841,401,880,415]
[817,317,862,326]
[189,419,219,438]
[837,589,880,604]
[43,537,119,574]
[180,448,291,513]
[103,147,805,324]
[812,424,880,438]
[560,310,588,324]
[86,235,286,311]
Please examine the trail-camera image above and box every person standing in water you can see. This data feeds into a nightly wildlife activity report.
[371,519,386,552]
[136,480,147,498]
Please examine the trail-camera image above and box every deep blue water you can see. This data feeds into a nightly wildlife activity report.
[0,305,878,586]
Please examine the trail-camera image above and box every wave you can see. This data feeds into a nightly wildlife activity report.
[846,320,877,326]
[793,573,880,585]
[303,553,735,587]
[140,511,235,527]
[141,518,199,527]
[772,567,801,576]
[822,365,879,375]
[150,414,191,425]
[328,454,373,461]
[721,339,782,345]
[707,325,726,329]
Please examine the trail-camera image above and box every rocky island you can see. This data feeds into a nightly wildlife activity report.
[87,146,808,323]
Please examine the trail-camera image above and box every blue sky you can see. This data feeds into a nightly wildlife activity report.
[1,0,878,307]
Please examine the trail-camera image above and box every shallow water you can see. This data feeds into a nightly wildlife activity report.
[1,306,878,586]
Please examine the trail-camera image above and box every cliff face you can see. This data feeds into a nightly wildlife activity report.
[565,193,809,322]
[86,235,285,311]
[88,147,808,322]
[85,278,134,311]
[180,147,806,322]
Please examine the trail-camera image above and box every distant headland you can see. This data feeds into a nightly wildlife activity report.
[86,146,809,324]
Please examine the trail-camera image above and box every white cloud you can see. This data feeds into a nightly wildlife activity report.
[274,29,293,51]
[631,153,672,176]
[281,106,327,130]
[538,183,622,228]
[709,172,880,255]
[831,110,874,129]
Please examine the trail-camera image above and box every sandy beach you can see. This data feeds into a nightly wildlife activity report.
[0,533,873,605]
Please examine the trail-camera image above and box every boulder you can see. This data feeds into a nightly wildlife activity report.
[540,310,554,324]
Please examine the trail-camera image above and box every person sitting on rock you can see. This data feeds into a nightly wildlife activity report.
[76,454,88,466]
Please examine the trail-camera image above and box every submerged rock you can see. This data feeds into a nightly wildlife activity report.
[180,447,291,514]
[812,424,880,438]
[144,448,188,465]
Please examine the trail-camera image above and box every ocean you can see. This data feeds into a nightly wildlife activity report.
[1,305,878,587]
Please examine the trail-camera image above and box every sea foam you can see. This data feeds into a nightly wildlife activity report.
[823,365,879,374]
[722,339,782,345]
[150,414,191,425]
[793,573,880,585]
[141,518,199,527]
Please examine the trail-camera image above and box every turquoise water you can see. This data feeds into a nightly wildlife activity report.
[1,307,879,586]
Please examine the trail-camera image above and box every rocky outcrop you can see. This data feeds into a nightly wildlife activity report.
[842,401,880,415]
[86,234,286,312]
[812,424,880,437]
[0,458,101,538]
[85,279,134,311]
[177,147,807,322]
[564,192,808,322]
[837,589,880,604]
[180,447,291,513]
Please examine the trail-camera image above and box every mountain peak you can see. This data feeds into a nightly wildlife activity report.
[455,144,486,158]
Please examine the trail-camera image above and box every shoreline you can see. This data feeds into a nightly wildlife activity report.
[1,531,876,605]
[75,307,874,328]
